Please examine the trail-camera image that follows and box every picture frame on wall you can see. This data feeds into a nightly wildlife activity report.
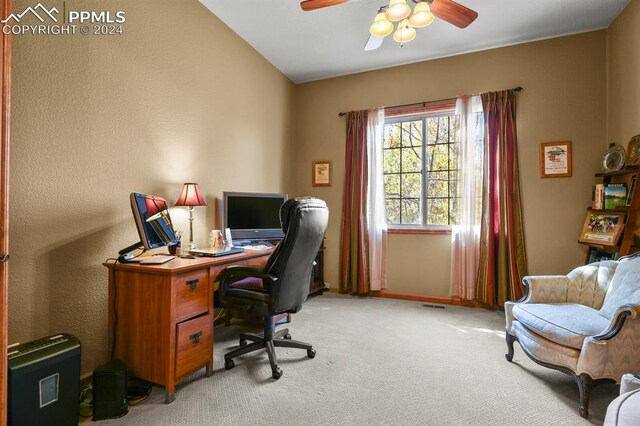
[540,141,572,177]
[579,211,626,247]
[312,161,332,187]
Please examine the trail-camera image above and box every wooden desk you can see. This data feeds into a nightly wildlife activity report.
[104,249,273,403]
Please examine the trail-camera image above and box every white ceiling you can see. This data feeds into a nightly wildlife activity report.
[199,0,630,84]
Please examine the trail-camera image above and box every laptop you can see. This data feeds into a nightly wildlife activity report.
[189,246,245,257]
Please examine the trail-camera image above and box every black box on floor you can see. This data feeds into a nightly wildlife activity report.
[8,333,81,426]
[93,358,128,420]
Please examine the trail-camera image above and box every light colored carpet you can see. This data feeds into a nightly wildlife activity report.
[96,294,617,425]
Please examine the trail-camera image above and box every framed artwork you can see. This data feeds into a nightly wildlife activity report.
[540,141,572,177]
[312,161,332,187]
[579,211,625,247]
[626,134,640,166]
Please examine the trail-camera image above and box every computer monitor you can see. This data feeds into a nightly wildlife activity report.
[223,192,287,242]
[129,192,178,251]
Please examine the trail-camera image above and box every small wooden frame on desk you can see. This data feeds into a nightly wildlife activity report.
[312,160,332,187]
[579,211,625,247]
[540,141,572,177]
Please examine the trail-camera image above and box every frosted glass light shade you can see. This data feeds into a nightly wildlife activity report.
[409,1,435,28]
[370,12,394,37]
[386,0,411,22]
[393,19,416,43]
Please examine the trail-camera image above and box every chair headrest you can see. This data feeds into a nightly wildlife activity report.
[279,197,328,232]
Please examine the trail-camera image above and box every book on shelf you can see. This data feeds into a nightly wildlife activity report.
[604,183,627,209]
[625,175,637,206]
[593,184,604,209]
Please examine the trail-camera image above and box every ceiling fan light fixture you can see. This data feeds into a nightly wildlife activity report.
[370,12,394,37]
[393,19,416,44]
[409,1,435,28]
[385,0,411,22]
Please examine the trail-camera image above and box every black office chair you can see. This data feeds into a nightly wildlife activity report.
[217,197,329,379]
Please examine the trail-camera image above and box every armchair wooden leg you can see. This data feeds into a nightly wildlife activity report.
[505,332,516,362]
[576,373,593,418]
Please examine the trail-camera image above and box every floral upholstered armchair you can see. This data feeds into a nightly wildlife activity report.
[504,253,640,418]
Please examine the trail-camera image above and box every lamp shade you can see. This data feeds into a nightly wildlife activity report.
[386,0,411,22]
[393,19,416,44]
[370,12,394,37]
[409,1,435,28]
[175,183,207,207]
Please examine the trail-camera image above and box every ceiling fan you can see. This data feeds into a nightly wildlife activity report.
[300,0,478,50]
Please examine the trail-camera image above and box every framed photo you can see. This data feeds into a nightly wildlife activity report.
[626,134,640,166]
[312,161,332,187]
[579,211,625,247]
[540,141,572,177]
[587,247,618,264]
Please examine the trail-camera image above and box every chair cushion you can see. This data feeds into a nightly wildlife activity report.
[600,256,640,319]
[604,388,640,426]
[512,303,610,350]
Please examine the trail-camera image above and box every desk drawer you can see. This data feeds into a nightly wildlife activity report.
[175,314,212,379]
[174,269,209,323]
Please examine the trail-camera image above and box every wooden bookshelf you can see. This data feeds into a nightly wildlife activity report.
[582,165,640,262]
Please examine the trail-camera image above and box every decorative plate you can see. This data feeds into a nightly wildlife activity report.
[626,134,640,166]
[602,145,627,172]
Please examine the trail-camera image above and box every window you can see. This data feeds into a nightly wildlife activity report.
[383,113,460,226]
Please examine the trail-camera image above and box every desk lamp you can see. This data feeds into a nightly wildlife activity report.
[175,183,207,250]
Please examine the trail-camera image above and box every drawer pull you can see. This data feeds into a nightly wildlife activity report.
[189,331,203,344]
[186,278,200,290]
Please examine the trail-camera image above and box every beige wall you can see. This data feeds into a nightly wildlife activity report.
[607,0,640,144]
[295,32,607,296]
[9,0,295,374]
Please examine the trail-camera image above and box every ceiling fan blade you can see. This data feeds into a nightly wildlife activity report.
[364,35,384,51]
[430,0,478,28]
[300,0,348,11]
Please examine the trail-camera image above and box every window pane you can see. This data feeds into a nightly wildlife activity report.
[384,123,401,148]
[401,147,422,172]
[386,199,401,224]
[402,172,422,198]
[449,171,459,198]
[426,198,448,225]
[436,117,450,143]
[450,197,461,224]
[384,174,400,198]
[384,148,400,173]
[449,143,459,170]
[383,112,463,228]
[426,171,448,199]
[402,199,421,224]
[401,121,422,148]
[426,145,449,171]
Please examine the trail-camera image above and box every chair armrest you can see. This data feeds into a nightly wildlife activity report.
[578,305,640,380]
[593,305,640,341]
[216,265,267,284]
[521,275,569,304]
[217,265,279,307]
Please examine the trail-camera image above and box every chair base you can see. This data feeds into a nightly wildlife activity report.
[224,327,316,379]
[505,331,613,418]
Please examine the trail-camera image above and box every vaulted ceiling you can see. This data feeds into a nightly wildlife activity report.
[200,0,630,83]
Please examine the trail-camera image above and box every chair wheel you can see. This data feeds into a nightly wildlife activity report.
[225,358,235,370]
[239,338,247,346]
[307,348,316,359]
[284,333,292,340]
[272,368,282,379]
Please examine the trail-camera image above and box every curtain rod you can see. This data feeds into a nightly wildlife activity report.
[337,86,524,117]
